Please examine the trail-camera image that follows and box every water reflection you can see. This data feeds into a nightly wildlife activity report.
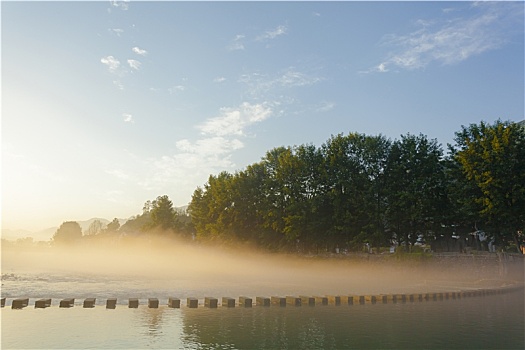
[178,292,524,350]
[2,292,523,349]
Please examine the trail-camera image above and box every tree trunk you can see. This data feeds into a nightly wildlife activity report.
[513,233,523,254]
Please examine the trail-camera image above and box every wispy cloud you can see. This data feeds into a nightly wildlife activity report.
[119,103,274,197]
[132,47,148,56]
[109,28,124,37]
[110,0,129,11]
[123,113,134,123]
[127,59,141,70]
[136,136,245,193]
[168,85,186,94]
[113,80,124,90]
[198,102,273,137]
[257,25,288,41]
[214,77,226,83]
[238,67,323,98]
[363,3,522,73]
[315,101,335,113]
[101,56,120,72]
[228,34,245,51]
[277,68,323,87]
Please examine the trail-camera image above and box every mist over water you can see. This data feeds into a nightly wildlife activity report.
[2,236,524,349]
[2,235,522,303]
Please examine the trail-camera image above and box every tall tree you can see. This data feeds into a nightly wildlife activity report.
[150,195,176,230]
[384,134,445,251]
[453,120,525,252]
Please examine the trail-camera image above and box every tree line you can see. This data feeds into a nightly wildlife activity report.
[51,196,192,246]
[50,120,524,254]
[188,120,524,253]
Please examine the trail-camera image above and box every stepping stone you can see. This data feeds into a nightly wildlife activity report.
[168,297,180,308]
[35,298,51,308]
[83,298,96,308]
[60,298,74,308]
[12,298,29,309]
[106,298,117,309]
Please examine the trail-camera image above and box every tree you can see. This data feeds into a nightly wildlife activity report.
[52,221,82,245]
[150,195,175,230]
[384,134,445,251]
[85,219,105,236]
[453,120,525,252]
[106,218,120,232]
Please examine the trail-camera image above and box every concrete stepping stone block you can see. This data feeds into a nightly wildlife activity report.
[35,298,51,308]
[168,297,180,308]
[83,298,96,308]
[222,297,235,308]
[205,297,218,308]
[59,298,74,308]
[239,296,252,308]
[148,298,159,308]
[106,298,117,309]
[128,298,139,308]
[187,297,198,308]
[12,298,29,309]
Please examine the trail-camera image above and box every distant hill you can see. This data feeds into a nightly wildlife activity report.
[2,206,188,242]
[2,217,129,242]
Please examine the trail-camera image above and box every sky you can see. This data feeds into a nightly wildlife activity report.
[2,1,524,232]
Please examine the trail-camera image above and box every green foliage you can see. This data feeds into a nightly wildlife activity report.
[116,119,523,255]
[150,195,176,230]
[384,133,446,249]
[453,120,525,252]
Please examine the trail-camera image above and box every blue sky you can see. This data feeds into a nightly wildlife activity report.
[2,1,524,231]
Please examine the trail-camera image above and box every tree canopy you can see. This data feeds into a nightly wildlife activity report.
[188,121,524,253]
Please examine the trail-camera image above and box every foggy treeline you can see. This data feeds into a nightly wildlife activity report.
[17,120,523,255]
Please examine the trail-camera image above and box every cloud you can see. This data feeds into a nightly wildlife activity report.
[238,67,323,98]
[168,85,185,94]
[119,103,274,196]
[136,137,244,193]
[315,101,335,113]
[127,59,141,70]
[214,77,226,83]
[101,56,120,71]
[277,68,323,87]
[110,0,129,11]
[113,80,124,90]
[132,47,148,56]
[364,3,522,73]
[109,28,124,36]
[176,137,244,157]
[123,113,134,123]
[257,25,288,41]
[198,102,273,137]
[228,34,245,51]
